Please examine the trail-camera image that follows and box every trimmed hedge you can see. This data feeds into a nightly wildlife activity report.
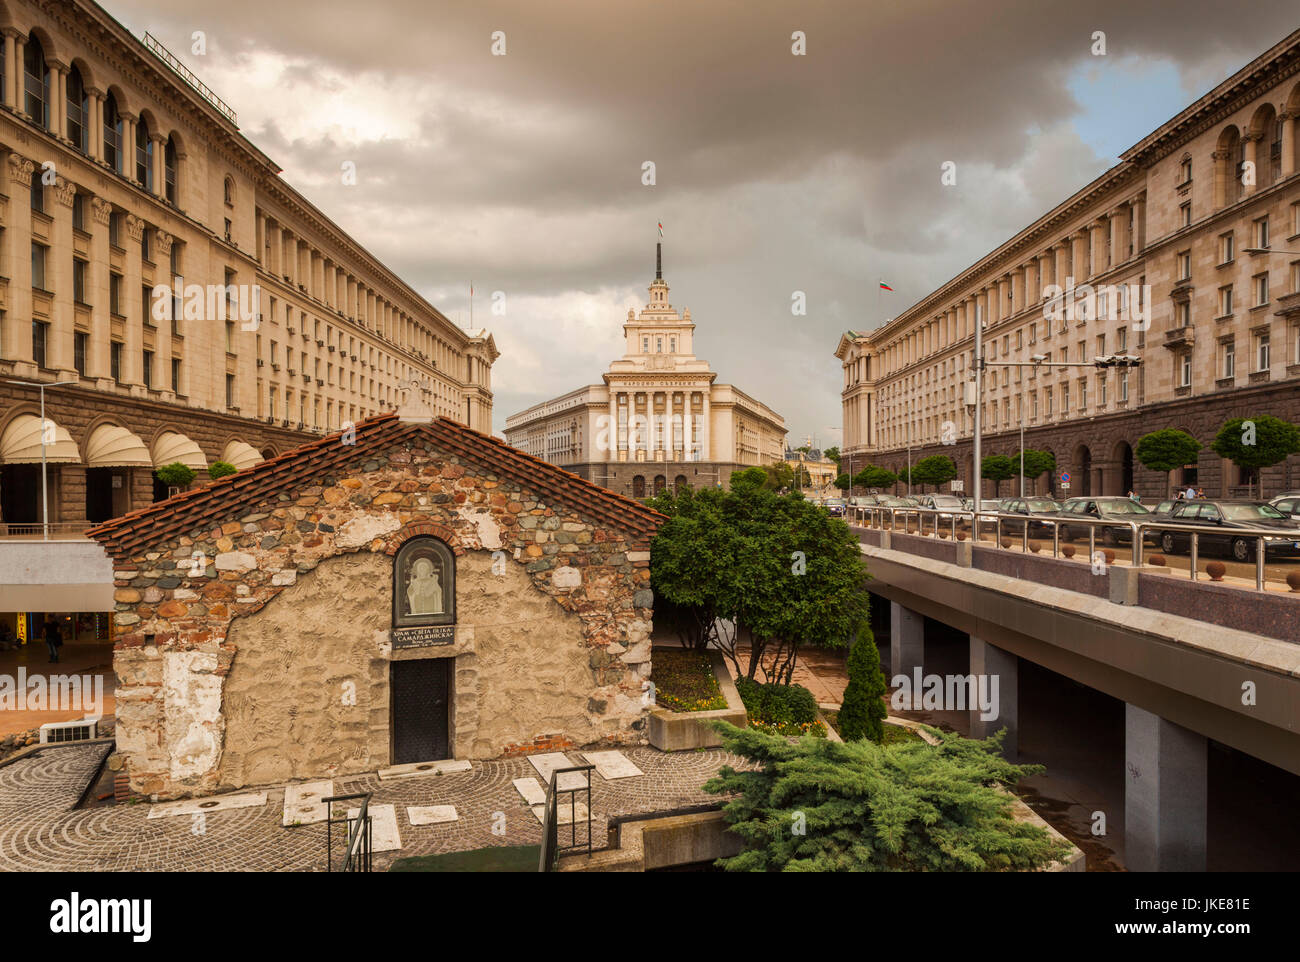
[734,677,819,727]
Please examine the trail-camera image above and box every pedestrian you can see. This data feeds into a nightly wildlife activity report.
[1175,490,1185,501]
[1128,489,1139,503]
[42,617,62,664]
[1185,485,1197,500]
[1196,487,1205,500]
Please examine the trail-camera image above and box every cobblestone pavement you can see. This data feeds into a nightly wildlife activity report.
[0,743,754,871]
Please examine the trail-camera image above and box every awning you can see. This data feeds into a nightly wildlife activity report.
[221,440,264,472]
[152,432,207,470]
[85,424,152,467]
[0,414,82,464]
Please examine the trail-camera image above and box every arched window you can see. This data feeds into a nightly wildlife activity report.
[653,474,667,495]
[674,474,688,493]
[103,92,122,172]
[164,135,178,204]
[135,116,153,190]
[66,66,88,152]
[632,475,646,499]
[392,537,456,629]
[23,36,49,128]
[224,176,234,206]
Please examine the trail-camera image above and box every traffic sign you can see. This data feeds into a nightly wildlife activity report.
[1060,482,1070,490]
[1060,471,1071,483]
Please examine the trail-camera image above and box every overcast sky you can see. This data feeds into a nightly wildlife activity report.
[105,0,1299,449]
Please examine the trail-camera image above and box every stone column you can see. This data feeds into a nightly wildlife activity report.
[1241,133,1260,195]
[1038,251,1052,295]
[88,197,113,385]
[1053,243,1069,296]
[1109,205,1126,269]
[153,231,174,400]
[151,133,166,197]
[969,635,1018,758]
[701,392,712,463]
[1072,230,1089,283]
[119,113,137,183]
[48,62,67,139]
[12,34,25,117]
[889,601,924,679]
[122,214,146,391]
[87,89,104,162]
[1124,704,1207,872]
[1090,220,1106,277]
[1281,110,1296,178]
[2,31,17,111]
[48,178,77,378]
[4,155,36,375]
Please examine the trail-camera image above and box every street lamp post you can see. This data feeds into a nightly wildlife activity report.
[5,378,77,541]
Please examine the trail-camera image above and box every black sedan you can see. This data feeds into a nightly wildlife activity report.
[1155,500,1300,562]
[998,497,1063,538]
[1056,496,1154,546]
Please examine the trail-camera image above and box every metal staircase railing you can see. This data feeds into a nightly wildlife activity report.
[538,764,594,872]
[323,792,373,872]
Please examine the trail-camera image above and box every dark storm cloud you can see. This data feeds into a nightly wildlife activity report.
[102,0,1300,443]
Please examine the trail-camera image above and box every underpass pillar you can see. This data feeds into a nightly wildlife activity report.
[969,635,1018,759]
[1124,704,1207,872]
[889,601,924,678]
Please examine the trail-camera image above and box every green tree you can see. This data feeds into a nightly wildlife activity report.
[1014,449,1056,495]
[981,454,1015,498]
[910,455,957,491]
[1135,429,1202,499]
[651,470,870,683]
[833,473,852,492]
[207,460,238,481]
[1210,416,1300,499]
[155,462,197,489]
[704,723,1070,872]
[837,625,887,743]
[760,462,796,492]
[853,465,898,491]
[824,446,840,464]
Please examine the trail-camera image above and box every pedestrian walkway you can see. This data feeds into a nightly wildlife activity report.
[0,642,116,738]
[0,742,752,871]
[733,645,849,705]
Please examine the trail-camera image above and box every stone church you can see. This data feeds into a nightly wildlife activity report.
[88,402,664,799]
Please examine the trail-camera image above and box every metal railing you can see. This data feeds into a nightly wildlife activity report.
[538,764,594,872]
[323,792,373,873]
[0,522,94,540]
[850,505,1300,593]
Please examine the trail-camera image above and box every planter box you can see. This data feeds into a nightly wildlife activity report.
[647,649,747,751]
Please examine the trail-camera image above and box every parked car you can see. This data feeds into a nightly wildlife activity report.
[1150,499,1179,519]
[918,494,965,513]
[1268,494,1300,520]
[1057,496,1153,545]
[823,498,847,517]
[999,497,1063,538]
[1156,500,1300,562]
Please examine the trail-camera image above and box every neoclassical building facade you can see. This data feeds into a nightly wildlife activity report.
[838,28,1300,499]
[0,0,496,532]
[504,244,786,497]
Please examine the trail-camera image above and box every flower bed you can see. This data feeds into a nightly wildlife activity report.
[651,648,729,712]
[734,678,827,738]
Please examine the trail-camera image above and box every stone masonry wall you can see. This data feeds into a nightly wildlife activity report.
[109,438,655,798]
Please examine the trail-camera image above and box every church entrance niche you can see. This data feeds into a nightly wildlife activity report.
[391,658,450,763]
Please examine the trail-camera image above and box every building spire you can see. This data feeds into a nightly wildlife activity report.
[656,241,662,280]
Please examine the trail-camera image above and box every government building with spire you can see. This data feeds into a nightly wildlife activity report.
[504,243,786,497]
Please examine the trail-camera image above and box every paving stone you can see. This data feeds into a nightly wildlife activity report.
[377,759,472,781]
[283,780,333,826]
[527,752,588,791]
[346,803,401,852]
[407,805,458,826]
[581,750,644,780]
[146,791,268,819]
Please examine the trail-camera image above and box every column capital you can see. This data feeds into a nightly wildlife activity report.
[7,153,34,186]
[53,177,76,208]
[2,26,26,40]
[89,195,112,225]
[154,230,174,255]
[124,212,145,242]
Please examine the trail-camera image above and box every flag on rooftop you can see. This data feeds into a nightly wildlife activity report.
[879,281,893,291]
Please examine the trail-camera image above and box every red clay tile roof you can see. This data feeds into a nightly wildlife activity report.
[87,413,666,561]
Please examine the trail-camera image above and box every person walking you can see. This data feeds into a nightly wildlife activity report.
[42,617,62,664]
[1185,484,1197,500]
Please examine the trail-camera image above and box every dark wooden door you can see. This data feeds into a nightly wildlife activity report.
[391,658,450,764]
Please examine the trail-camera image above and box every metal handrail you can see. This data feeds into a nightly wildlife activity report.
[323,792,373,873]
[850,505,1300,593]
[538,764,594,872]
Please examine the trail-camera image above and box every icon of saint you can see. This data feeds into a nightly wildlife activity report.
[406,557,444,615]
